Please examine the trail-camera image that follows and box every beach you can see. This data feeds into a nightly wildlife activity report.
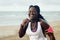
[0,21,60,40]
[0,0,60,40]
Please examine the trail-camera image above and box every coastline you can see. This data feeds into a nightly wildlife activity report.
[0,21,60,40]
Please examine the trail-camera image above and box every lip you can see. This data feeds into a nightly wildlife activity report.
[30,15,34,16]
[30,15,33,18]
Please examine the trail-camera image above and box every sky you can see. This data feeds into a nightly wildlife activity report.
[0,0,60,11]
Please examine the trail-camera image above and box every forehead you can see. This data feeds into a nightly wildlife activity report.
[29,7,36,11]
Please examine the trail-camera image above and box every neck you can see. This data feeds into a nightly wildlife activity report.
[30,19,38,23]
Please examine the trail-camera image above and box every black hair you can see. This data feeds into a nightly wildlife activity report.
[29,5,45,20]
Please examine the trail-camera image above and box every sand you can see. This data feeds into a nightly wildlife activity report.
[0,21,60,40]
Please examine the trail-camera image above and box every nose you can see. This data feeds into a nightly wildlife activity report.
[30,12,33,15]
[30,12,35,15]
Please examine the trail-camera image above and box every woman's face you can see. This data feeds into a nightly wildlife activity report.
[28,7,38,20]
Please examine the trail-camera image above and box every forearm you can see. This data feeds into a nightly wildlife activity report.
[19,24,27,38]
[47,33,55,40]
[46,27,55,40]
[50,36,55,40]
[19,18,29,38]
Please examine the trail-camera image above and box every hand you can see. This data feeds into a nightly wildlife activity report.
[21,18,29,28]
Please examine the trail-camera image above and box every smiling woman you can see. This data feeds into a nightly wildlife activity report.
[19,5,56,40]
[0,0,60,40]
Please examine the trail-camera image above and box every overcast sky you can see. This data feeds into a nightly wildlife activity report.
[0,0,60,11]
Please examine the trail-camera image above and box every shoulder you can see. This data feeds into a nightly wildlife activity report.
[40,19,46,24]
[40,19,49,26]
[40,19,49,30]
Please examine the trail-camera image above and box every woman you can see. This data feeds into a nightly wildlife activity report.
[19,5,55,40]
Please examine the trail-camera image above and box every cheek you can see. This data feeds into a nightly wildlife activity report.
[34,13,38,17]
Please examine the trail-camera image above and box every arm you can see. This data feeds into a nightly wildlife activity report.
[40,20,55,40]
[47,33,55,40]
[19,18,29,38]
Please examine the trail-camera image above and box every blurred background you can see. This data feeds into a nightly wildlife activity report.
[0,0,60,40]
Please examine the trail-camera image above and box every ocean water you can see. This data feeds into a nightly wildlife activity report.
[0,11,60,37]
[0,11,60,26]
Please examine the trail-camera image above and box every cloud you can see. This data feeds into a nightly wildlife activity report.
[0,5,28,11]
[0,0,45,6]
[0,0,60,6]
[0,0,13,6]
[40,0,60,5]
[0,0,60,11]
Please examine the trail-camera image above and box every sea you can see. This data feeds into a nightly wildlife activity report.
[0,11,60,26]
[0,11,60,37]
